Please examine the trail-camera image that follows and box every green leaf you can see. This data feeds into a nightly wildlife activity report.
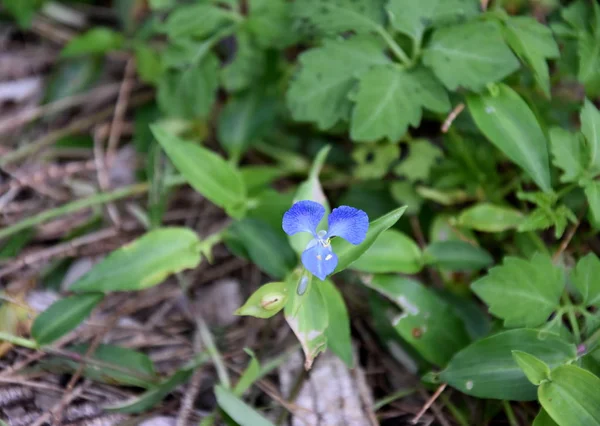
[350,230,423,274]
[163,3,233,40]
[221,31,265,93]
[578,32,600,97]
[235,281,288,319]
[502,17,559,97]
[363,275,470,366]
[581,99,600,172]
[549,128,588,183]
[226,219,296,279]
[246,0,293,48]
[233,350,260,396]
[584,180,600,225]
[471,253,564,327]
[394,139,443,182]
[70,228,202,293]
[455,203,524,232]
[61,28,125,57]
[240,166,286,196]
[106,355,208,413]
[424,240,493,271]
[533,409,559,426]
[539,365,600,425]
[572,253,600,307]
[134,45,162,84]
[321,280,353,368]
[386,0,479,42]
[287,36,390,130]
[292,0,385,35]
[512,350,551,386]
[2,0,44,28]
[350,66,450,142]
[332,206,407,274]
[352,143,400,179]
[215,385,275,426]
[285,279,329,369]
[62,344,157,388]
[32,293,104,345]
[157,53,219,120]
[289,146,331,256]
[152,125,247,218]
[440,329,577,401]
[218,89,276,160]
[423,21,520,91]
[467,84,552,192]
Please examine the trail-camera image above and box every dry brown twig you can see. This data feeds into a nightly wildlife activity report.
[413,383,449,426]
[441,103,465,133]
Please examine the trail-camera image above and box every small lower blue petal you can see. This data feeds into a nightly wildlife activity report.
[301,243,338,281]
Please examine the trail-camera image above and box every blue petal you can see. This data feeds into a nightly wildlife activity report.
[327,206,369,245]
[301,243,338,281]
[282,200,325,237]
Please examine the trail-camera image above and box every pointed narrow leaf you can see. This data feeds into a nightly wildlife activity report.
[151,125,246,218]
[332,206,407,274]
[233,350,260,396]
[321,280,353,368]
[539,365,600,425]
[549,128,588,183]
[440,329,576,401]
[350,230,423,274]
[70,228,202,293]
[32,293,104,345]
[512,350,551,385]
[585,180,600,225]
[533,409,559,426]
[467,84,552,192]
[215,385,275,426]
[581,99,600,171]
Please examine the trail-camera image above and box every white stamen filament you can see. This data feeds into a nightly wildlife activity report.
[325,254,332,261]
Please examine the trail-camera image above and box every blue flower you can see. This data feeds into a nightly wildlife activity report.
[282,200,369,281]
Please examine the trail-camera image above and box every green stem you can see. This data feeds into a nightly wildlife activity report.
[562,293,581,343]
[556,183,578,199]
[0,332,38,349]
[373,388,416,411]
[0,175,187,241]
[502,401,519,426]
[581,325,600,355]
[375,26,410,65]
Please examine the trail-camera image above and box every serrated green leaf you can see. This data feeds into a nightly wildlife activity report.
[32,293,104,345]
[284,280,328,370]
[352,143,400,179]
[226,219,296,279]
[61,28,124,57]
[332,206,407,274]
[246,0,293,48]
[218,89,277,160]
[502,17,559,97]
[424,240,493,271]
[152,125,247,218]
[321,280,353,368]
[549,128,588,183]
[455,203,524,232]
[572,253,600,307]
[70,228,202,292]
[394,139,444,182]
[471,253,564,327]
[163,3,234,40]
[578,32,600,97]
[351,66,449,142]
[215,385,275,426]
[292,0,385,35]
[539,365,600,426]
[157,53,219,120]
[363,275,470,366]
[235,282,288,319]
[584,180,600,226]
[440,329,576,401]
[512,350,551,386]
[386,0,479,42]
[423,21,520,91]
[581,99,600,172]
[467,84,552,192]
[350,230,423,274]
[287,36,390,130]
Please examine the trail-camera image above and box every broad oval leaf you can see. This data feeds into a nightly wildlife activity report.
[350,230,423,274]
[572,253,600,307]
[440,329,576,401]
[32,293,104,345]
[424,240,493,271]
[363,275,470,366]
[467,84,552,192]
[151,125,247,218]
[332,206,407,274]
[321,279,353,368]
[235,281,288,319]
[455,203,524,232]
[215,385,275,426]
[70,228,202,293]
[539,365,600,426]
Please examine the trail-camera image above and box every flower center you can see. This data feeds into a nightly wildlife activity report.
[316,229,330,247]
